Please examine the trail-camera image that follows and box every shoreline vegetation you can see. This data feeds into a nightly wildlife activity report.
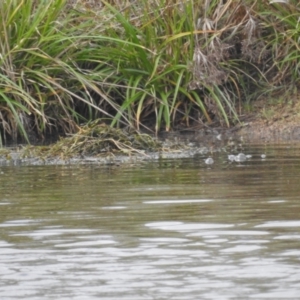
[0,0,299,156]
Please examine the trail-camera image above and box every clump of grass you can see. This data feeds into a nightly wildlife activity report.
[0,0,299,146]
[98,0,239,131]
[96,0,273,130]
[0,0,121,143]
[259,0,300,87]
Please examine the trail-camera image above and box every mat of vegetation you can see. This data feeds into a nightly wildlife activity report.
[0,122,212,165]
[0,0,299,146]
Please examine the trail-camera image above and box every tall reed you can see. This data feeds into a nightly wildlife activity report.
[0,0,299,144]
[0,0,118,142]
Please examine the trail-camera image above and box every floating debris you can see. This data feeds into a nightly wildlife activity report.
[216,134,222,141]
[205,157,214,165]
[228,154,236,161]
[261,154,267,159]
[228,153,253,163]
[234,153,247,162]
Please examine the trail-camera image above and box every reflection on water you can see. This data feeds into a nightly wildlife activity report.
[1,144,300,299]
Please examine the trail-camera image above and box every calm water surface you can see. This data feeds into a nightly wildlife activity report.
[1,143,300,299]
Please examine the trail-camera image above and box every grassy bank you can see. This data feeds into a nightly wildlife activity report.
[0,0,299,145]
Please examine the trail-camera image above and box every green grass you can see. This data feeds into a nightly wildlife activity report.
[260,0,300,85]
[0,0,119,143]
[0,0,299,145]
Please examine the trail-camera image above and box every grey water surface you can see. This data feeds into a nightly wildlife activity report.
[1,143,300,299]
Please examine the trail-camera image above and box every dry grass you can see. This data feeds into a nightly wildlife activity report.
[22,121,161,159]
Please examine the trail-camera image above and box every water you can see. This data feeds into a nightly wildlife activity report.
[1,143,300,299]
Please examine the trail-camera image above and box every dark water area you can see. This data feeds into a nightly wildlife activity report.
[1,143,300,299]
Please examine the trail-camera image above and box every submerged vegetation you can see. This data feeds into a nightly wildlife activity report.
[0,0,299,146]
